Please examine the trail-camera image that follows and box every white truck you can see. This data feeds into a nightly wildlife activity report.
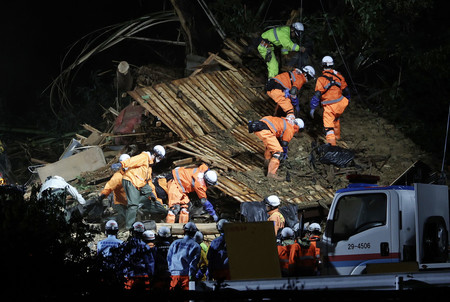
[322,182,450,275]
[193,181,450,292]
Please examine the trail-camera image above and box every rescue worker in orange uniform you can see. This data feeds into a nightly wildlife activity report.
[165,163,219,223]
[277,227,302,277]
[264,195,285,236]
[266,66,315,124]
[293,236,318,276]
[111,146,167,229]
[305,222,322,275]
[98,154,130,228]
[249,116,304,180]
[309,55,351,146]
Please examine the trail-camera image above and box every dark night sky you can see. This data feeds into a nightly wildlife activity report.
[0,1,169,127]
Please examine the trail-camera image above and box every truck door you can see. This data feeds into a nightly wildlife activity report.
[323,191,399,275]
[415,183,449,269]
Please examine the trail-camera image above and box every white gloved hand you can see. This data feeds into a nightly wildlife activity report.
[286,114,295,125]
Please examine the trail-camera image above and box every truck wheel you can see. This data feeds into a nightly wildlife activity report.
[422,216,448,263]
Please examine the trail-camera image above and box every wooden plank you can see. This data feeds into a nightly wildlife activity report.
[189,53,217,77]
[164,82,214,134]
[156,83,206,137]
[37,146,106,183]
[207,52,237,71]
[130,89,192,140]
[188,76,238,127]
[155,223,219,235]
[202,73,249,117]
[193,74,245,125]
[151,85,199,137]
[172,79,226,130]
[167,144,229,171]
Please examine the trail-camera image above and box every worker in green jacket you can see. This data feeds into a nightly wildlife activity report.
[257,22,304,78]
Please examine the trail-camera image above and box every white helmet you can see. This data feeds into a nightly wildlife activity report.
[281,227,295,239]
[302,65,316,80]
[142,230,156,241]
[152,145,165,163]
[204,170,218,186]
[264,195,280,207]
[105,219,119,231]
[157,226,171,238]
[308,222,322,233]
[294,118,305,129]
[132,221,145,233]
[322,56,334,67]
[119,154,130,162]
[292,22,304,36]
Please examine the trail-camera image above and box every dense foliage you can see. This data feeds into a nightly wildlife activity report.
[210,0,449,158]
[0,186,96,297]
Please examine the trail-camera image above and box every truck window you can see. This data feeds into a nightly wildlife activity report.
[331,193,387,242]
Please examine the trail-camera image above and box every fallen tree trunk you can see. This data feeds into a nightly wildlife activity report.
[155,222,219,235]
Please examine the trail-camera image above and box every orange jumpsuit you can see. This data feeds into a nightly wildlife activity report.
[100,170,127,206]
[277,241,302,277]
[292,240,317,276]
[166,164,209,223]
[254,116,299,175]
[267,70,307,117]
[313,69,349,145]
[121,152,156,192]
[267,208,285,236]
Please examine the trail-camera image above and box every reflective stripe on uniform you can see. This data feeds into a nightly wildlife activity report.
[321,96,344,105]
[261,118,287,138]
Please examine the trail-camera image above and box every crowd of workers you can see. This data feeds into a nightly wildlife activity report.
[95,213,322,291]
[35,19,351,291]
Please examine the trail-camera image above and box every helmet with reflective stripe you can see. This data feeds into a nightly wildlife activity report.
[142,230,156,241]
[302,65,316,80]
[105,219,119,231]
[281,227,295,239]
[322,56,334,67]
[132,221,145,233]
[119,154,130,162]
[264,195,280,207]
[204,170,218,186]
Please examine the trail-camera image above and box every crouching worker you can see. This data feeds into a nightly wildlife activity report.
[111,146,168,229]
[249,116,304,180]
[38,175,86,222]
[165,163,219,223]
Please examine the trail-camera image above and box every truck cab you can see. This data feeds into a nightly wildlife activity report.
[322,182,449,275]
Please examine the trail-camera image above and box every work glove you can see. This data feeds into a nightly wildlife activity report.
[286,114,295,125]
[280,152,288,161]
[111,163,122,171]
[212,214,219,222]
[309,109,315,118]
[195,269,204,280]
[282,146,288,154]
[97,194,105,204]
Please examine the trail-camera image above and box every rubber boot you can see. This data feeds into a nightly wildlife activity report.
[179,208,189,224]
[267,172,284,181]
[165,211,175,223]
